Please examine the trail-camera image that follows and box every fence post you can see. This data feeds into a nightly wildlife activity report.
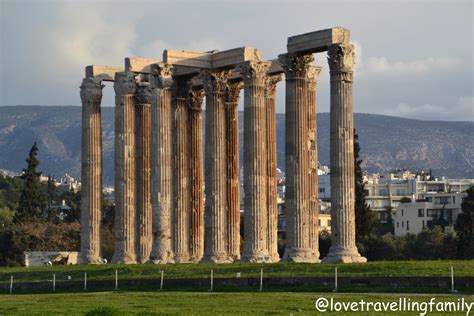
[9,276,13,294]
[333,267,338,292]
[258,269,263,292]
[450,266,457,293]
[115,269,118,290]
[210,269,213,292]
[160,270,164,291]
[84,272,87,291]
[53,274,56,292]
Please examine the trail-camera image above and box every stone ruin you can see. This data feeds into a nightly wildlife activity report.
[79,27,366,264]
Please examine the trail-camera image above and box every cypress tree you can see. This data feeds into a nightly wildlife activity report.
[15,143,46,222]
[354,131,379,241]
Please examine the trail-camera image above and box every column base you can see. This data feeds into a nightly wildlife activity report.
[189,256,203,263]
[174,254,191,263]
[269,253,281,263]
[282,247,320,263]
[149,252,175,264]
[321,247,367,263]
[78,253,103,264]
[137,256,151,264]
[241,250,272,263]
[201,253,233,264]
[111,253,137,264]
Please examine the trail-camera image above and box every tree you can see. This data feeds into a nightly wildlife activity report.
[455,186,474,258]
[354,131,380,241]
[14,143,46,222]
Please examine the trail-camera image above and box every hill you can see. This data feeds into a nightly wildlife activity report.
[0,106,472,184]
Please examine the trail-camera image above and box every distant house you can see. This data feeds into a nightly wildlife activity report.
[394,191,467,236]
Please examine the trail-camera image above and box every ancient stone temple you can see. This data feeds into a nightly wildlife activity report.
[79,27,366,264]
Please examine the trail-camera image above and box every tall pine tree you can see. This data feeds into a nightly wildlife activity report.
[354,131,379,241]
[15,142,46,222]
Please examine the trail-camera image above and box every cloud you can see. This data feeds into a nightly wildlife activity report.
[363,56,460,75]
[384,96,474,121]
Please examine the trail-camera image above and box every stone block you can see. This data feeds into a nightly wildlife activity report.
[212,47,261,68]
[125,57,160,73]
[164,49,212,68]
[287,27,350,54]
[85,65,124,82]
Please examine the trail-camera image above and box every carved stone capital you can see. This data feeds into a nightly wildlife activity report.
[278,53,314,79]
[150,63,173,89]
[236,61,271,86]
[114,72,136,96]
[188,89,204,111]
[226,81,244,104]
[328,43,355,72]
[200,69,230,95]
[134,82,152,105]
[80,78,104,103]
[265,74,283,96]
[307,66,322,90]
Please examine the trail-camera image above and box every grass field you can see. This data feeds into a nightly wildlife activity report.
[0,291,473,315]
[1,260,472,284]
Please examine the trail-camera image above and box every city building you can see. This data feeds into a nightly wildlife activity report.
[394,191,467,236]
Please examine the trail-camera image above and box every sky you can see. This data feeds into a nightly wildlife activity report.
[1,0,473,121]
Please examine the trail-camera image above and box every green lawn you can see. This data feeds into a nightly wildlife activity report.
[0,291,472,315]
[0,260,472,284]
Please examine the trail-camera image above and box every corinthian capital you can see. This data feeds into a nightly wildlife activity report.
[226,81,244,104]
[134,82,152,105]
[150,63,173,89]
[236,61,271,86]
[114,72,136,96]
[307,66,322,90]
[278,53,314,79]
[327,43,355,72]
[265,74,283,95]
[200,69,230,95]
[80,78,104,103]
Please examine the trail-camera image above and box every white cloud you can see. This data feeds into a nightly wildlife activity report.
[385,96,474,121]
[364,56,460,75]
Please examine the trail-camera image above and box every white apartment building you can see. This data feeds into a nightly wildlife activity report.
[394,191,466,236]
[364,170,473,223]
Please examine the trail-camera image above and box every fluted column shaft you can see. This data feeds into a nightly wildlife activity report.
[265,74,282,263]
[112,71,137,264]
[238,61,271,262]
[135,83,153,263]
[150,64,175,263]
[80,78,103,264]
[307,66,322,261]
[173,82,190,263]
[279,53,319,262]
[226,81,243,261]
[188,86,205,262]
[323,43,366,263]
[202,69,232,263]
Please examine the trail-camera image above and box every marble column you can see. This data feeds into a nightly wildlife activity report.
[112,71,137,264]
[202,69,232,263]
[238,61,271,263]
[172,79,190,263]
[150,63,175,263]
[307,66,322,261]
[278,53,319,262]
[322,43,367,263]
[226,80,243,261]
[79,78,104,264]
[265,74,282,263]
[188,83,205,263]
[135,82,153,263]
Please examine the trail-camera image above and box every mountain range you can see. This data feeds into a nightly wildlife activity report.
[0,106,472,184]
